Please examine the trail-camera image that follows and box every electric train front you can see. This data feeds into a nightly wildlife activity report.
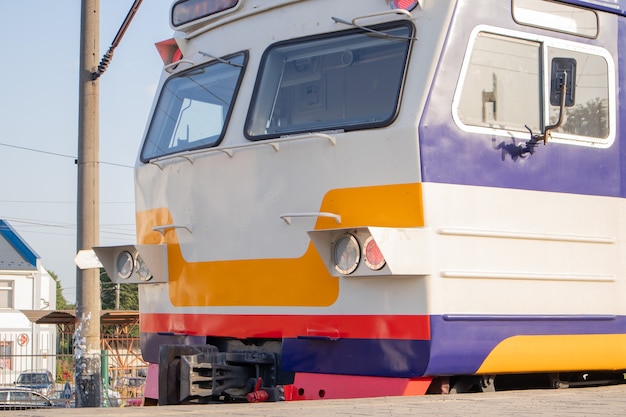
[88,0,437,405]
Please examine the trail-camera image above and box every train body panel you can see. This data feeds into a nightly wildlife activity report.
[93,0,626,403]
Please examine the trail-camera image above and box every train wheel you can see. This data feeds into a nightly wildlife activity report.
[158,358,181,405]
[450,376,495,394]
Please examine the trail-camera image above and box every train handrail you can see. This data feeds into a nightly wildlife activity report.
[164,59,196,74]
[148,132,336,167]
[152,224,193,236]
[280,212,342,225]
[332,9,418,41]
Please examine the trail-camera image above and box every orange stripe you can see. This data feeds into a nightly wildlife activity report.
[477,334,626,374]
[136,183,424,307]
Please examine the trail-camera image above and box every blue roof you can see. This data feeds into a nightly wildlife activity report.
[0,219,38,271]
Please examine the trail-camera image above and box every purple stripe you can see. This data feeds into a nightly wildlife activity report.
[281,338,430,378]
[617,19,626,197]
[424,314,626,375]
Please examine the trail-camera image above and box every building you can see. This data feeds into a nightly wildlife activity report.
[0,219,56,385]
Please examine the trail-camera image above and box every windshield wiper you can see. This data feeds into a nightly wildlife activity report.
[199,51,244,67]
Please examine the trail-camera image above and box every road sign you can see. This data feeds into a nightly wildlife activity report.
[17,333,29,346]
[63,382,73,408]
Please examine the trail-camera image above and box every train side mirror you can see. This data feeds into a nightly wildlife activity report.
[550,57,576,108]
[522,57,577,154]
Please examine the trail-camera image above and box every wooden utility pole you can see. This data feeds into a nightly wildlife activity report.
[76,0,102,408]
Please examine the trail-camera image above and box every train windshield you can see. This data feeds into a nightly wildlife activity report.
[245,22,413,140]
[141,52,247,161]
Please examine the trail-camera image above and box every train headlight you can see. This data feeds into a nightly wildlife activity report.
[135,254,153,282]
[389,0,420,11]
[363,236,386,271]
[93,244,168,284]
[332,234,360,275]
[116,251,134,280]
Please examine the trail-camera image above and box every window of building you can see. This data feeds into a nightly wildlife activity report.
[245,22,413,140]
[141,52,247,162]
[0,281,13,309]
[453,27,613,147]
[0,341,12,370]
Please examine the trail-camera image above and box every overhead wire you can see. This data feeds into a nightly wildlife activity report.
[0,141,134,168]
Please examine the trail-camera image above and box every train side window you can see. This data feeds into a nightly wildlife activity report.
[454,29,613,146]
[513,0,598,38]
[245,22,413,140]
[141,52,247,162]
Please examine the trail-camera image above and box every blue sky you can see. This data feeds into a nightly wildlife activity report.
[0,2,173,303]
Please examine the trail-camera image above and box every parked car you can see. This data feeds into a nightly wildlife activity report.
[15,370,54,395]
[0,388,53,410]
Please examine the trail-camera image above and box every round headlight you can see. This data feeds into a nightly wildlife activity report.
[363,236,386,270]
[116,251,134,280]
[135,254,153,282]
[390,0,420,11]
[332,234,360,275]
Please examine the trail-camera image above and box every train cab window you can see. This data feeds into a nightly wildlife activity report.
[454,29,613,146]
[141,52,247,161]
[245,22,413,140]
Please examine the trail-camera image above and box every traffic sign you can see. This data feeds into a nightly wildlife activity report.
[17,333,28,346]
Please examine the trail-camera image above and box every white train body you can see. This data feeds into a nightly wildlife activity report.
[95,0,626,403]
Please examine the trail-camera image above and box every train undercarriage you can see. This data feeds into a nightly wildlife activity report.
[156,340,626,404]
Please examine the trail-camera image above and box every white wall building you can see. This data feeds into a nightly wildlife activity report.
[0,219,56,385]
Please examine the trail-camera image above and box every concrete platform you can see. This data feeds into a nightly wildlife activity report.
[11,384,626,417]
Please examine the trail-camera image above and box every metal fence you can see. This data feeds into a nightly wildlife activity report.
[1,318,147,408]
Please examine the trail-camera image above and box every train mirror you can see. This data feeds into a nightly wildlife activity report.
[520,57,577,154]
[550,57,576,107]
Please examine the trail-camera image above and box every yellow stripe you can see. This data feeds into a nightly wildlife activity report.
[136,183,424,306]
[477,334,626,374]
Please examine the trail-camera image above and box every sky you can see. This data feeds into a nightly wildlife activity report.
[0,2,174,303]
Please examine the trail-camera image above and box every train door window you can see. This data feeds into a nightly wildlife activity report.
[453,27,614,147]
[456,32,541,133]
[245,22,413,140]
[141,52,247,162]
[547,47,609,139]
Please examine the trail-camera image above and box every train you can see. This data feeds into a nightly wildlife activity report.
[93,0,626,404]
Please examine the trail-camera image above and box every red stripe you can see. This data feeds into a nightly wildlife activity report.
[286,374,432,400]
[141,313,430,340]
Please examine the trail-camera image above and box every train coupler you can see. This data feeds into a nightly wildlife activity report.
[160,344,282,404]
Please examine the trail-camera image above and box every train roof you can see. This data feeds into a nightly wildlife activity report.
[558,0,626,15]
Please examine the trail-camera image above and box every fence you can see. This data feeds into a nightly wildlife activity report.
[1,311,147,407]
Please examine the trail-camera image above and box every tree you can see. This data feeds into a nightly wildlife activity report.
[562,97,609,138]
[49,270,74,310]
[100,268,138,310]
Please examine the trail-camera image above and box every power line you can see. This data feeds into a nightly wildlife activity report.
[0,200,133,205]
[0,141,134,168]
[2,217,136,238]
